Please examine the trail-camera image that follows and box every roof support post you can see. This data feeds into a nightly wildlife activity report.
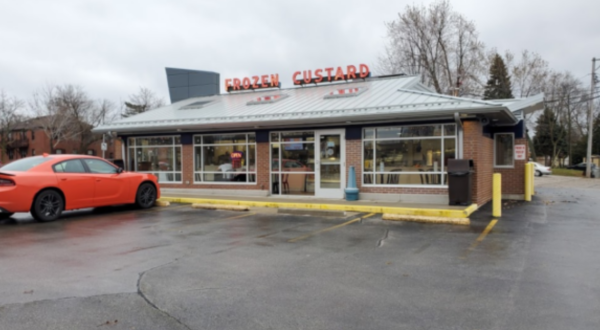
[454,112,464,159]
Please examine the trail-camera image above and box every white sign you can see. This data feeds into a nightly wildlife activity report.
[515,144,526,160]
[101,142,107,151]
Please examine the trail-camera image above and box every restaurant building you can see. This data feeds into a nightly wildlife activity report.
[94,65,543,206]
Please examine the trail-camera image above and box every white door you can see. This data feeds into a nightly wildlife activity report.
[315,130,345,198]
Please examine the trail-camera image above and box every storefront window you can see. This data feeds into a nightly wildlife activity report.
[194,133,256,184]
[363,124,456,186]
[127,136,182,183]
[494,133,514,167]
[271,131,315,196]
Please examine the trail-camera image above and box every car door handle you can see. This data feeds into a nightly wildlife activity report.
[61,178,67,181]
[96,179,101,182]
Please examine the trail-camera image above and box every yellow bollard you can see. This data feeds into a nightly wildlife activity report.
[493,173,502,217]
[524,163,532,202]
[530,163,535,196]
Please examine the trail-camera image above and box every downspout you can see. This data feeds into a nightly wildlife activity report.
[454,112,464,159]
[121,137,126,170]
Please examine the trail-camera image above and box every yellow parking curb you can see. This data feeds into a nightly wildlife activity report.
[382,213,470,225]
[158,197,477,219]
[155,200,170,207]
[191,203,249,212]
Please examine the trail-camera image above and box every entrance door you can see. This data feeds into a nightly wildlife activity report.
[315,130,345,198]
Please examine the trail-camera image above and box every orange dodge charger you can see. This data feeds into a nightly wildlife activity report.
[0,154,160,222]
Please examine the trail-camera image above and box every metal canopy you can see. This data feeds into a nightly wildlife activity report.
[94,75,544,134]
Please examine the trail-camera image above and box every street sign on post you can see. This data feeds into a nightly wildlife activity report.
[101,143,107,151]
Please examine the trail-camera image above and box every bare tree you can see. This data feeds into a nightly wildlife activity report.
[30,85,78,153]
[507,50,550,98]
[378,0,486,96]
[122,87,164,118]
[54,85,117,153]
[536,71,589,165]
[0,90,24,163]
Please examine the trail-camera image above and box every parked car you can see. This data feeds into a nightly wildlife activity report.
[567,162,597,177]
[0,154,159,222]
[533,163,552,176]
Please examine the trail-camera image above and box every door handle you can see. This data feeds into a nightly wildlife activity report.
[96,179,101,182]
[61,178,67,181]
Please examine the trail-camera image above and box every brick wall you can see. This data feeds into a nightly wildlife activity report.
[2,128,118,163]
[345,139,448,196]
[494,137,526,196]
[463,121,494,206]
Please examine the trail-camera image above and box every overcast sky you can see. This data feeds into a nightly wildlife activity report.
[1,0,598,106]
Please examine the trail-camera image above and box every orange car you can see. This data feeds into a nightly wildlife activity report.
[0,154,160,222]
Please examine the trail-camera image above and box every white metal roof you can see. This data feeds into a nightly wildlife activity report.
[94,75,544,134]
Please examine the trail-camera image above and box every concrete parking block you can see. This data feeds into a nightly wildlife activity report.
[382,213,470,225]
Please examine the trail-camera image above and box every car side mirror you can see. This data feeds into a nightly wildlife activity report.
[116,167,124,174]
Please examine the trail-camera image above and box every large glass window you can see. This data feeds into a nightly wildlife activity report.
[193,133,256,184]
[494,133,514,167]
[363,124,456,186]
[270,131,315,195]
[127,136,182,183]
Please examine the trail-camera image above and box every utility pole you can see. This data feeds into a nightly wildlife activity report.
[586,58,597,178]
[567,93,572,166]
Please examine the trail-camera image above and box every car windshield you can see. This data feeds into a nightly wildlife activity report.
[0,156,53,172]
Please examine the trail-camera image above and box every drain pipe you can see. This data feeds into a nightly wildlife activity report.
[454,112,464,159]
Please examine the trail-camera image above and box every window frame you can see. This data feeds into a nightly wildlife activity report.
[269,130,317,196]
[362,124,457,188]
[193,133,257,185]
[494,132,515,168]
[127,135,183,184]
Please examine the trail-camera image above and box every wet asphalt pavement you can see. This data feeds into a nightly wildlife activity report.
[1,176,599,330]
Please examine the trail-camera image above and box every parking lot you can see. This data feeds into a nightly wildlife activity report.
[1,179,600,330]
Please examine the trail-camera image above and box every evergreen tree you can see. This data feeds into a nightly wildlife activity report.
[533,107,567,165]
[483,54,514,100]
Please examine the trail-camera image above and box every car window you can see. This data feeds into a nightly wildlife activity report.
[54,160,87,173]
[0,156,53,171]
[83,159,118,174]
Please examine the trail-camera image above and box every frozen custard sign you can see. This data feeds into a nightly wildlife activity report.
[224,64,370,92]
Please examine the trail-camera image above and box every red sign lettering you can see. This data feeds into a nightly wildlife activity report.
[292,64,370,85]
[225,74,280,92]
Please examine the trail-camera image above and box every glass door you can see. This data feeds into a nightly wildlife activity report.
[315,130,345,198]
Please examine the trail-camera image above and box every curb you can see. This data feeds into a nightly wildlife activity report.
[191,203,249,212]
[158,197,478,219]
[155,200,170,207]
[382,213,470,225]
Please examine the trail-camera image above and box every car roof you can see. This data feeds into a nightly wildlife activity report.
[42,154,102,160]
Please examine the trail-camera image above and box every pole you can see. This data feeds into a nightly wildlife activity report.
[586,58,596,178]
[102,134,105,159]
[567,94,572,166]
[493,173,501,217]
[524,163,532,202]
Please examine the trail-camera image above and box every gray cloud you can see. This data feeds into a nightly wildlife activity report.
[0,0,598,105]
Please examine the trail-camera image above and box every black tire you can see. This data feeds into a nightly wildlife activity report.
[536,170,542,177]
[136,183,156,209]
[31,190,64,222]
[0,213,14,220]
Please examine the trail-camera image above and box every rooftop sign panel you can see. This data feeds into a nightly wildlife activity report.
[224,64,370,93]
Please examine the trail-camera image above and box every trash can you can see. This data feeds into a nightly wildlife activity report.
[448,159,473,206]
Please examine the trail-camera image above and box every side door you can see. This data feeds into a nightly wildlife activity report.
[81,158,129,206]
[54,159,96,210]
